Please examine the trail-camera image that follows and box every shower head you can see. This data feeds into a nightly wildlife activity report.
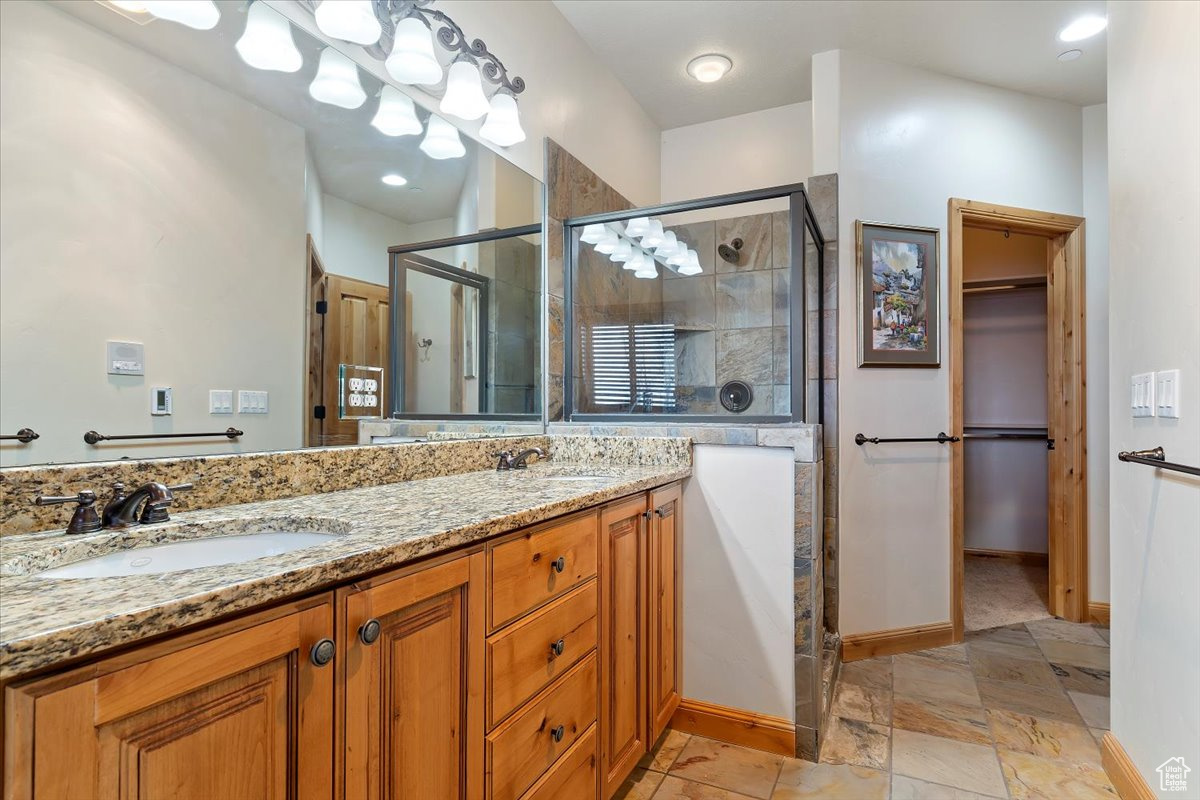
[718,237,743,264]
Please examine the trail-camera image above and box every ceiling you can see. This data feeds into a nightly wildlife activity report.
[54,0,474,225]
[553,0,1108,129]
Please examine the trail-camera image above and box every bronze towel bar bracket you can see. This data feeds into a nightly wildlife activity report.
[855,432,960,445]
[84,427,243,445]
[1,428,39,444]
[1117,447,1200,477]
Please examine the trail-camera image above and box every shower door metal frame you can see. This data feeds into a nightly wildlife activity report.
[562,183,825,424]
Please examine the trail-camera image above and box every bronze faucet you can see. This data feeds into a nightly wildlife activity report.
[494,448,547,470]
[102,482,194,528]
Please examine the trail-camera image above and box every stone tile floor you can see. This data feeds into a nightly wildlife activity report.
[614,618,1113,799]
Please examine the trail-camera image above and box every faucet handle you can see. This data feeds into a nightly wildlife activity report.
[138,483,192,525]
[493,451,514,471]
[34,490,102,535]
[168,483,194,494]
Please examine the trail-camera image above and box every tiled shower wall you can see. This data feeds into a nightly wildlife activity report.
[480,236,541,414]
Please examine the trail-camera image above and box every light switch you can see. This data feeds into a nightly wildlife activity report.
[1156,369,1181,418]
[237,390,269,414]
[1131,373,1155,418]
[209,389,233,414]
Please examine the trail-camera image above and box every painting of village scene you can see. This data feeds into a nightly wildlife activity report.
[857,222,940,366]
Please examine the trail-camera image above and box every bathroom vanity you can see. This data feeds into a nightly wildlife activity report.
[0,448,686,800]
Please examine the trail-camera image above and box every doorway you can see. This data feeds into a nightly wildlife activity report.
[948,199,1088,638]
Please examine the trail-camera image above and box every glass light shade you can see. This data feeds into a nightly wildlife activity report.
[479,92,526,147]
[624,251,649,272]
[666,244,690,266]
[440,59,490,120]
[371,86,422,136]
[609,240,634,262]
[677,250,703,276]
[624,217,651,238]
[640,220,665,248]
[386,17,442,85]
[634,260,659,279]
[653,231,679,259]
[419,115,466,159]
[142,1,219,29]
[309,47,366,109]
[314,0,381,45]
[594,230,620,255]
[580,224,607,245]
[236,3,302,73]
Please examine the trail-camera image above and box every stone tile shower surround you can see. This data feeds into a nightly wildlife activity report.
[0,435,691,536]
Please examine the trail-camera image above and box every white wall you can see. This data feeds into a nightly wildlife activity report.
[1082,103,1110,603]
[660,103,813,202]
[682,445,796,720]
[822,50,1089,634]
[305,145,325,256]
[321,194,408,286]
[0,1,306,466]
[1107,1,1200,791]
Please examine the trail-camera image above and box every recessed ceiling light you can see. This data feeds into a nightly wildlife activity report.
[381,173,408,187]
[686,54,732,83]
[1058,49,1083,62]
[1058,15,1107,42]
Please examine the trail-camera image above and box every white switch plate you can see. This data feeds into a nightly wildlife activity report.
[209,389,233,414]
[1131,373,1155,417]
[237,390,269,414]
[1156,369,1181,418]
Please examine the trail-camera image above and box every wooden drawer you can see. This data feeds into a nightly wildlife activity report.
[487,652,598,800]
[489,510,598,630]
[488,580,598,728]
[519,724,597,800]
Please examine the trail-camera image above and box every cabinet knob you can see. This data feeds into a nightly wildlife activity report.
[551,556,566,574]
[550,638,566,658]
[641,510,652,520]
[310,638,335,667]
[654,507,666,518]
[359,618,382,645]
[550,724,565,743]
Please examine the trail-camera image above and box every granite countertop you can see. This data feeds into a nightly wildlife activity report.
[0,461,689,680]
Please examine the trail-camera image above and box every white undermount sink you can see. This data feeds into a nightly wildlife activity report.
[35,531,340,579]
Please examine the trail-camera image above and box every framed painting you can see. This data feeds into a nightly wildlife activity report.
[856,221,941,367]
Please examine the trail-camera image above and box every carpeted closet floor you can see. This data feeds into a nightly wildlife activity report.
[963,555,1051,631]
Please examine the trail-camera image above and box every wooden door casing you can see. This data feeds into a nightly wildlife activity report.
[598,495,649,799]
[320,273,390,446]
[647,483,682,742]
[339,551,485,800]
[4,595,335,800]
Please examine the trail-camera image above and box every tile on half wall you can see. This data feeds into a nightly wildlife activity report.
[773,761,889,800]
[668,736,783,800]
[891,729,1008,798]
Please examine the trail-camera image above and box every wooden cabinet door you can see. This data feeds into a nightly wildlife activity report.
[5,596,335,800]
[318,273,390,446]
[598,494,649,798]
[340,552,485,800]
[648,482,682,742]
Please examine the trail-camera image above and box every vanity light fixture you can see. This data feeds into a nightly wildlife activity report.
[386,16,443,85]
[595,229,621,255]
[479,90,527,147]
[624,251,649,272]
[624,217,651,238]
[419,114,466,160]
[677,250,703,276]
[686,53,732,83]
[579,216,704,280]
[441,57,491,121]
[609,240,634,263]
[633,259,659,279]
[1058,14,1107,42]
[236,2,302,73]
[314,0,381,46]
[666,246,690,268]
[310,47,367,109]
[640,220,666,248]
[381,173,408,187]
[653,231,680,260]
[141,0,220,30]
[371,86,423,136]
[580,224,609,245]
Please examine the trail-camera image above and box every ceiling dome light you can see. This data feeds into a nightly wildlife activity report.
[371,86,422,136]
[687,53,732,83]
[419,115,466,160]
[479,91,526,147]
[441,58,491,120]
[1057,49,1083,62]
[580,224,608,245]
[640,220,665,248]
[595,229,620,255]
[624,217,651,238]
[387,17,442,85]
[381,173,408,187]
[1058,15,1107,42]
[309,47,366,109]
[236,2,302,73]
[314,0,381,45]
[142,1,219,29]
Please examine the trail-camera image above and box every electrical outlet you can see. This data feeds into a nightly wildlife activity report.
[1156,369,1181,418]
[209,389,233,414]
[237,390,269,414]
[1131,373,1155,418]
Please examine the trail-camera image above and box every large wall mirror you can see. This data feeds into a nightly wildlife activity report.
[0,0,544,466]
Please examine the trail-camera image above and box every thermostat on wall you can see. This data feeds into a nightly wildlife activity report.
[151,386,173,416]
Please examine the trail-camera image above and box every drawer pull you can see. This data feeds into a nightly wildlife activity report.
[310,638,335,667]
[358,618,382,645]
[550,724,565,743]
[550,638,566,658]
[551,556,566,574]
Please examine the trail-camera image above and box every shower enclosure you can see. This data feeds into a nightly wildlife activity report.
[563,184,825,422]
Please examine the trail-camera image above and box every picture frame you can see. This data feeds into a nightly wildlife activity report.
[856,220,941,367]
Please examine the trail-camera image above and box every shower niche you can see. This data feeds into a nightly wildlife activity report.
[564,186,825,422]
